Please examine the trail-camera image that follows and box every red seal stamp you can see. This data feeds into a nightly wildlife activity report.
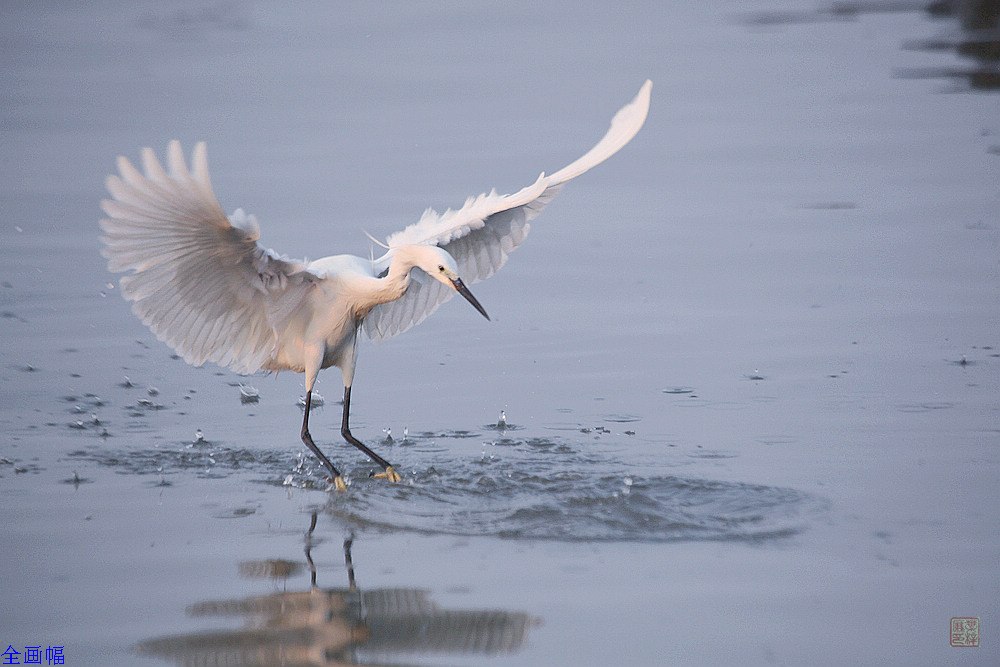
[950,617,980,647]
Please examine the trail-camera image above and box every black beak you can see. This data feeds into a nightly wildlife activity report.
[452,277,490,321]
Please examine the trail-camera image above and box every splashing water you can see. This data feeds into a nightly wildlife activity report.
[68,431,824,542]
[326,434,824,543]
[298,392,324,409]
[239,384,259,404]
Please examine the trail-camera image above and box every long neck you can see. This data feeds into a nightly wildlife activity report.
[365,247,420,308]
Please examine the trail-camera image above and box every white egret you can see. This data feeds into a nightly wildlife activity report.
[100,80,651,490]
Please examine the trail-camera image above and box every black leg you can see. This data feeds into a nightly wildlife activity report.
[305,512,318,589]
[340,385,401,481]
[300,390,347,490]
[344,533,357,591]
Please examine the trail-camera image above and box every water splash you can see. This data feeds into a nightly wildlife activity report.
[238,384,259,404]
[327,435,824,543]
[298,392,324,409]
[487,409,519,432]
[67,431,824,543]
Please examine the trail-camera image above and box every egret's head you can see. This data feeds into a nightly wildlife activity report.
[407,245,490,321]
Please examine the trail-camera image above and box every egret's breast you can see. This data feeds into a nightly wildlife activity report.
[262,270,362,374]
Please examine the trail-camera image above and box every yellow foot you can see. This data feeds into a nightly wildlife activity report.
[373,466,401,483]
[332,475,348,492]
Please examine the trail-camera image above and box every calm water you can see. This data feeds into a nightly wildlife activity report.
[2,1,998,665]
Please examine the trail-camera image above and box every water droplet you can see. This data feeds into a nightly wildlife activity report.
[147,386,159,396]
[497,410,507,429]
[299,392,324,408]
[239,384,259,404]
[194,429,205,443]
[620,476,634,496]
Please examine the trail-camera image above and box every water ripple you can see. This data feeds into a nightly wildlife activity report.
[68,433,824,543]
[330,439,823,543]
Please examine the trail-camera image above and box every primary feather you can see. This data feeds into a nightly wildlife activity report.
[100,141,313,375]
[100,80,652,371]
[365,79,652,340]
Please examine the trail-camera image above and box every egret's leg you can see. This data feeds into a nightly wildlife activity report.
[340,385,401,482]
[301,390,347,491]
[344,533,357,591]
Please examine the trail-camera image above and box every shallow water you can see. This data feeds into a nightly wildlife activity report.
[71,430,823,543]
[2,1,999,665]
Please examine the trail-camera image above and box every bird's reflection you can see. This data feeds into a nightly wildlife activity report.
[137,513,539,666]
[743,0,1000,91]
[903,0,1000,90]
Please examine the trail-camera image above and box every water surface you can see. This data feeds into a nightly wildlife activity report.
[2,1,998,665]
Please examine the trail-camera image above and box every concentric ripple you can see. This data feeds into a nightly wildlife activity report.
[329,437,823,543]
[69,433,824,543]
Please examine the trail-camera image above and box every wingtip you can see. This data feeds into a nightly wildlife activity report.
[546,79,652,184]
[623,79,652,127]
[166,140,189,179]
[191,141,211,190]
[639,79,652,107]
[608,78,652,145]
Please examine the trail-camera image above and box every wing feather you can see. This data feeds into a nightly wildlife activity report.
[100,140,313,374]
[365,80,651,341]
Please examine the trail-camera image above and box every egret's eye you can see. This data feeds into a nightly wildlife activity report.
[438,265,445,272]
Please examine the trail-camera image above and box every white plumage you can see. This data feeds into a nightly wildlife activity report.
[100,80,652,489]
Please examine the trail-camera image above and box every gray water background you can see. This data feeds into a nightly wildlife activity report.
[2,2,998,665]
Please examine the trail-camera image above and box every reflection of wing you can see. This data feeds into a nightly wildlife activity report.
[364,80,652,341]
[139,586,537,665]
[361,602,536,657]
[100,141,314,374]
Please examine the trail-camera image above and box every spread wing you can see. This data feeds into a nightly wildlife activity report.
[364,79,652,341]
[99,141,314,374]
